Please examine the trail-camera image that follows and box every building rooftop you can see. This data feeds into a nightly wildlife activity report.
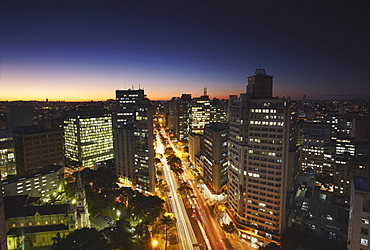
[206,122,229,131]
[4,195,69,219]
[0,130,13,139]
[254,68,267,75]
[64,107,110,118]
[13,125,60,135]
[353,175,370,193]
[2,165,63,185]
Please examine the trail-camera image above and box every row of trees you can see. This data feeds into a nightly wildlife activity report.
[164,147,184,176]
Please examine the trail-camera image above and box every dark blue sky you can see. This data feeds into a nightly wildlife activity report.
[1,0,369,101]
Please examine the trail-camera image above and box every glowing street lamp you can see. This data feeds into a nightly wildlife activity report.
[152,239,159,249]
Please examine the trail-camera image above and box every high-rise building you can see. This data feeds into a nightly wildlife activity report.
[13,125,64,175]
[348,176,370,250]
[167,94,192,141]
[166,93,226,141]
[64,108,114,169]
[331,115,354,137]
[227,69,293,247]
[191,95,211,135]
[297,121,331,176]
[114,89,154,193]
[178,94,192,140]
[167,97,179,134]
[202,122,228,193]
[210,98,227,124]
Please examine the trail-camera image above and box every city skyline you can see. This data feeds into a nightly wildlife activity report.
[1,1,369,102]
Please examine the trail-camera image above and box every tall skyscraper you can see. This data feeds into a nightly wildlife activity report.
[64,108,114,169]
[227,69,293,247]
[114,89,154,193]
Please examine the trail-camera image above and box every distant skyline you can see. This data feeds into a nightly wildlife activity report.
[1,1,369,101]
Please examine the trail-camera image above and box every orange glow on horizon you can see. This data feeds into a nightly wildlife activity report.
[1,71,235,102]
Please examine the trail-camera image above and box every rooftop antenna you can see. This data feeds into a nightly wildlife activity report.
[139,84,141,90]
[132,84,134,90]
[204,87,207,96]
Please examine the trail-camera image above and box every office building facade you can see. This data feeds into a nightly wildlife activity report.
[114,89,154,193]
[191,95,211,135]
[13,126,64,175]
[203,122,228,193]
[64,109,114,169]
[188,133,203,164]
[348,176,370,250]
[0,130,15,179]
[227,69,291,247]
[1,165,64,198]
[167,94,192,141]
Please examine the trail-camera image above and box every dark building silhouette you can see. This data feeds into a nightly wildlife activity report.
[13,125,64,175]
[113,89,155,193]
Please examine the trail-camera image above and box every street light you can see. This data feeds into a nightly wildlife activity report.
[152,239,159,249]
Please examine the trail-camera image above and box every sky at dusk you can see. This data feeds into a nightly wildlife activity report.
[1,0,369,101]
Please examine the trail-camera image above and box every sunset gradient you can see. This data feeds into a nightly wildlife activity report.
[1,1,369,101]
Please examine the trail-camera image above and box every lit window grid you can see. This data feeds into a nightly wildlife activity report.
[64,116,114,167]
[241,117,286,232]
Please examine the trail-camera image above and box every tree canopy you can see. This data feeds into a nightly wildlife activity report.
[58,168,165,249]
[52,228,107,250]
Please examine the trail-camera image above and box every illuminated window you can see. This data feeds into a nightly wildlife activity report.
[361,238,369,246]
[362,218,369,224]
